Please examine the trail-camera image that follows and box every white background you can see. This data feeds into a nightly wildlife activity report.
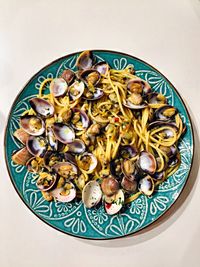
[0,1,200,266]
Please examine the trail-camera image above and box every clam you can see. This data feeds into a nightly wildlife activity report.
[69,80,85,101]
[53,162,78,179]
[104,189,124,215]
[148,121,178,138]
[29,98,54,118]
[110,158,123,179]
[68,139,86,154]
[82,181,102,208]
[101,177,119,196]
[153,171,166,181]
[76,50,94,70]
[138,175,154,196]
[93,61,109,75]
[77,152,97,173]
[20,115,45,136]
[61,69,75,85]
[26,157,42,173]
[51,181,76,203]
[147,92,167,105]
[83,87,104,100]
[159,145,177,158]
[13,128,30,145]
[36,172,57,191]
[123,97,147,110]
[119,145,137,159]
[12,147,32,165]
[46,126,58,150]
[44,151,63,168]
[52,123,75,144]
[155,105,177,121]
[50,78,68,97]
[121,159,135,177]
[64,153,77,166]
[80,69,101,86]
[26,136,47,157]
[137,151,157,175]
[71,108,90,130]
[121,177,138,193]
[127,78,151,95]
[168,153,180,167]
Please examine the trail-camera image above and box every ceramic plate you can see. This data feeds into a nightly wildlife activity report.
[4,50,194,239]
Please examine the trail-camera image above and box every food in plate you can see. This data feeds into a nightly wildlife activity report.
[12,50,185,215]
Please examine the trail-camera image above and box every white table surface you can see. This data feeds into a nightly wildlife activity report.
[0,0,200,266]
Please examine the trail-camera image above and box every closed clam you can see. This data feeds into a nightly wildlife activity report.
[101,177,119,196]
[121,177,138,193]
[82,181,102,208]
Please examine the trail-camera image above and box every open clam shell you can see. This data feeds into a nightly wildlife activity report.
[82,181,102,208]
[71,108,90,131]
[76,50,94,70]
[53,162,78,179]
[46,126,58,151]
[80,69,101,86]
[51,181,76,203]
[67,139,86,154]
[78,152,97,173]
[83,87,104,100]
[138,175,154,196]
[104,189,124,215]
[36,172,57,191]
[119,145,137,159]
[26,136,47,157]
[127,78,151,95]
[69,80,85,101]
[20,115,45,136]
[93,61,109,75]
[52,123,75,144]
[29,97,54,118]
[154,105,177,121]
[50,78,68,97]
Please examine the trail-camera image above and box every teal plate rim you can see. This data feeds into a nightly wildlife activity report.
[4,50,194,240]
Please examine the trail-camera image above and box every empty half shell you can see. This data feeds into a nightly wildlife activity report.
[138,176,154,196]
[137,151,157,175]
[29,97,54,118]
[26,136,47,157]
[82,181,102,208]
[50,78,68,97]
[104,189,124,215]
